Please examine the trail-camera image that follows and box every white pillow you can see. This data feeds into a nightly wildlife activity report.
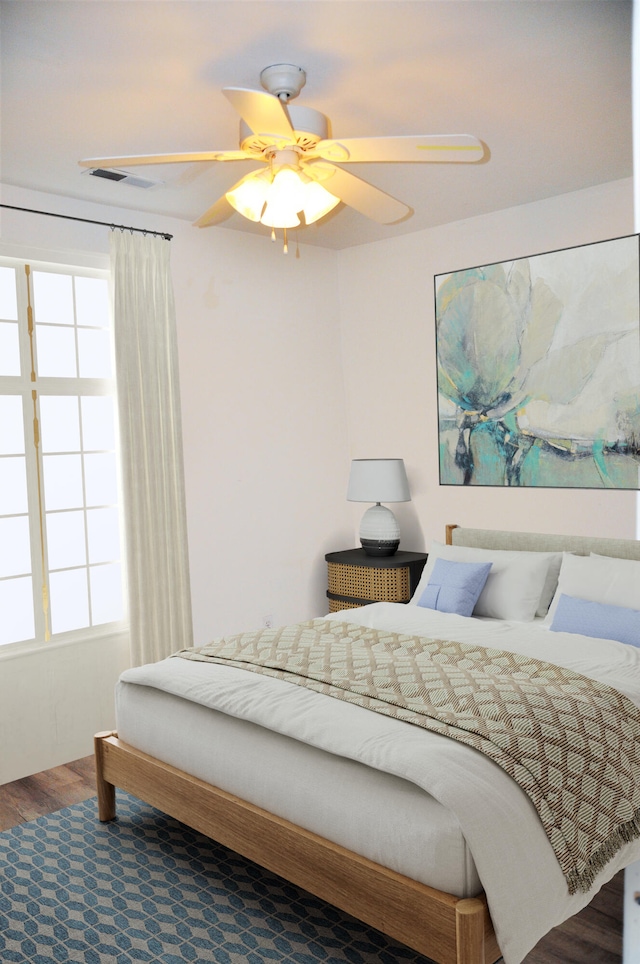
[538,551,564,614]
[545,552,640,624]
[410,541,555,622]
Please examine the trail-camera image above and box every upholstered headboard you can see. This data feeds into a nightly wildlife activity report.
[446,524,640,561]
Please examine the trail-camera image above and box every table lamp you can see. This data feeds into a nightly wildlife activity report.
[347,459,411,556]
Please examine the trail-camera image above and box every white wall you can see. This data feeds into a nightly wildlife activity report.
[338,178,637,552]
[169,223,351,643]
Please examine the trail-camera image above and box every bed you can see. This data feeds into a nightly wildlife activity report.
[95,524,640,964]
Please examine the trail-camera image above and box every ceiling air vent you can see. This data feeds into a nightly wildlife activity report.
[82,168,162,190]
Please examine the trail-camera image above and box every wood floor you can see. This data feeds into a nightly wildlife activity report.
[0,757,623,963]
[0,755,97,832]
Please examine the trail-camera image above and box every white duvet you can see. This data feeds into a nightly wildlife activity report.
[119,603,640,963]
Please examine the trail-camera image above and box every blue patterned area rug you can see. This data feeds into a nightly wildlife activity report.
[0,791,434,964]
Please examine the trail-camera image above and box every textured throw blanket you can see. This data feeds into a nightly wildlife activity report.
[174,618,640,894]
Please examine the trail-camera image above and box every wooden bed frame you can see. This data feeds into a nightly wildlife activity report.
[94,732,498,964]
[94,525,640,964]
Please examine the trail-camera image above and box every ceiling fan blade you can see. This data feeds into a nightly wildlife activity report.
[307,162,410,224]
[314,134,484,164]
[223,87,294,140]
[79,150,250,169]
[194,195,235,228]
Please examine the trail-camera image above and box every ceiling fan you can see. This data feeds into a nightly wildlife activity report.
[80,64,484,241]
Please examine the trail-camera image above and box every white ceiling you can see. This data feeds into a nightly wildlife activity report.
[0,0,632,250]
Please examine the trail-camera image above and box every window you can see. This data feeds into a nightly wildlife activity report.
[0,258,126,647]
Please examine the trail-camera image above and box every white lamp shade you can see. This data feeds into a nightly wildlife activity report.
[226,173,270,222]
[261,168,303,228]
[225,151,340,232]
[347,459,410,504]
[301,180,340,224]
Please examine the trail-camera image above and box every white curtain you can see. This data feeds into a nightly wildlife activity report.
[110,230,193,665]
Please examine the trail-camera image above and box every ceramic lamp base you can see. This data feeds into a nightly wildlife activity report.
[359,503,400,557]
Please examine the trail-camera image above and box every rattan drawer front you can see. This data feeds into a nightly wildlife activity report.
[327,562,410,603]
[328,598,365,612]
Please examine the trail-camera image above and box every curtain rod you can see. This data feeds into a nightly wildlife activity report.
[0,203,173,241]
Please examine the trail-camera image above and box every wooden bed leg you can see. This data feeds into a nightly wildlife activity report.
[456,898,487,964]
[94,731,117,822]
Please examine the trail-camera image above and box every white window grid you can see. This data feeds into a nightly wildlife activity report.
[0,256,127,650]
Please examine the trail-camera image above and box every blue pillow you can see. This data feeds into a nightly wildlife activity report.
[418,558,492,617]
[550,594,640,647]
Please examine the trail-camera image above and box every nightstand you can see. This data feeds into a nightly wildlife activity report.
[325,549,428,612]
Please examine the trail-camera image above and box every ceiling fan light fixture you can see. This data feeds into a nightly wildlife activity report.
[300,180,340,224]
[227,161,339,231]
[266,166,306,212]
[225,172,270,222]
[258,167,302,227]
[261,202,300,229]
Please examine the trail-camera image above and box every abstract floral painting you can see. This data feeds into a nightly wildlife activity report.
[435,234,640,488]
